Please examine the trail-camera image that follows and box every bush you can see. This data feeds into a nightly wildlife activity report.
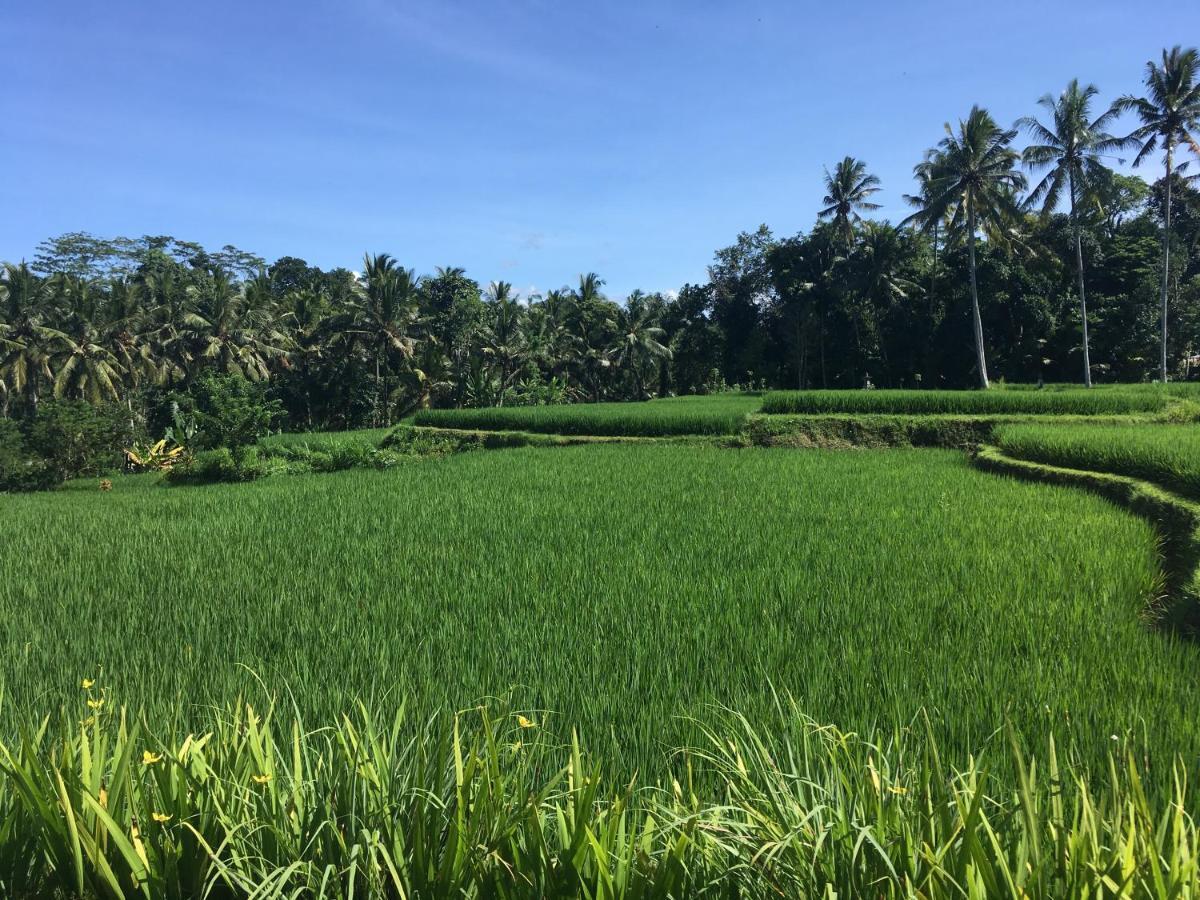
[22,400,133,482]
[167,375,282,450]
[0,419,56,491]
[165,446,271,485]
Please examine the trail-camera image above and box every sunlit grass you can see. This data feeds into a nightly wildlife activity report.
[995,422,1200,500]
[762,388,1169,415]
[3,444,1195,787]
[413,392,762,435]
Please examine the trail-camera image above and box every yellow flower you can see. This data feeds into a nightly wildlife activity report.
[516,714,537,729]
[252,773,272,785]
[142,750,163,766]
[152,812,172,824]
[87,698,104,710]
[81,678,95,690]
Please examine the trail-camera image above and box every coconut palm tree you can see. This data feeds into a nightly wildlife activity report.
[818,157,882,246]
[0,263,56,414]
[321,253,420,425]
[902,154,955,337]
[609,292,671,399]
[49,321,124,403]
[1119,46,1200,381]
[1019,80,1128,387]
[176,270,287,383]
[917,107,1026,388]
[482,281,526,405]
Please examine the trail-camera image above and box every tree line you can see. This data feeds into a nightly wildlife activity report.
[3,46,1200,432]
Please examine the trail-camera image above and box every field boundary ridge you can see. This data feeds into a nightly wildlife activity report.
[974,444,1200,635]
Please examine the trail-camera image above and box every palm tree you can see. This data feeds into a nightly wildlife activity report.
[818,157,882,246]
[50,321,124,403]
[0,263,56,414]
[1119,46,1200,381]
[321,253,420,425]
[914,107,1026,388]
[1019,80,1128,387]
[902,154,954,347]
[483,281,526,405]
[176,270,287,383]
[570,275,617,401]
[609,292,671,399]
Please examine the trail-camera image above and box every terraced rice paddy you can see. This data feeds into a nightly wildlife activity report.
[762,388,1169,415]
[3,444,1197,782]
[412,392,761,435]
[995,422,1200,500]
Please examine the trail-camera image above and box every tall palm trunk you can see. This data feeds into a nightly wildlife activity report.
[966,196,990,389]
[374,345,383,427]
[1068,171,1092,387]
[1160,145,1173,382]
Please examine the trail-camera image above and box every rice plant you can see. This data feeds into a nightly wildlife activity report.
[762,388,1169,415]
[995,422,1200,500]
[412,393,761,435]
[3,445,1197,791]
[0,697,1197,898]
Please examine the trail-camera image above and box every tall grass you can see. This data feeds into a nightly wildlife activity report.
[0,698,1196,897]
[4,445,1197,788]
[412,393,761,435]
[995,422,1200,500]
[762,389,1169,415]
[256,426,393,452]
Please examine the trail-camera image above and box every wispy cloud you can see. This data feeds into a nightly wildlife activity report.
[351,0,599,88]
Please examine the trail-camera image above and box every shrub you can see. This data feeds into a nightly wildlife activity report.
[165,446,271,485]
[167,375,283,450]
[0,419,56,491]
[22,400,133,481]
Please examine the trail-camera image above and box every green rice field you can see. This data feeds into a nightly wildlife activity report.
[412,392,761,435]
[995,422,1200,500]
[762,388,1170,415]
[3,443,1197,781]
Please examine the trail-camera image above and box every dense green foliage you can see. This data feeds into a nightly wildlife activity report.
[3,446,1196,784]
[2,700,1198,898]
[761,388,1168,415]
[996,421,1200,499]
[0,400,133,489]
[413,393,760,436]
[155,373,282,450]
[4,46,1200,444]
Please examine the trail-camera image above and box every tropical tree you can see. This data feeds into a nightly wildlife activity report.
[482,281,526,405]
[818,157,882,246]
[910,107,1027,388]
[0,263,56,413]
[609,291,671,399]
[1119,46,1200,380]
[570,275,616,401]
[1019,79,1128,386]
[49,320,124,403]
[176,270,288,383]
[321,254,420,425]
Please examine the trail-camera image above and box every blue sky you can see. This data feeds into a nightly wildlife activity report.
[2,0,1197,298]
